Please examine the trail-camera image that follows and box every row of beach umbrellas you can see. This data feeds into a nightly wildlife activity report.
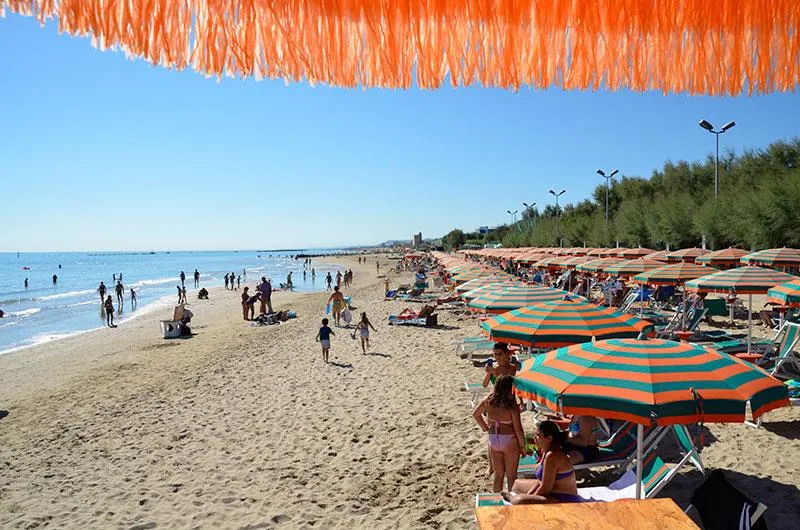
[432,251,791,499]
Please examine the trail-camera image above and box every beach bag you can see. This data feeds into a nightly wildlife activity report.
[342,308,352,324]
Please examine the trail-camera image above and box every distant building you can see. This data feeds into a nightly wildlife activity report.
[412,232,423,247]
[478,226,490,235]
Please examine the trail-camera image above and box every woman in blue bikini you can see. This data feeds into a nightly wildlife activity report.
[472,375,527,492]
[502,420,582,504]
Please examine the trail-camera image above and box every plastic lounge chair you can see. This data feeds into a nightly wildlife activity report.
[477,450,692,506]
[517,422,661,477]
[767,322,800,377]
[464,381,486,407]
[685,469,767,530]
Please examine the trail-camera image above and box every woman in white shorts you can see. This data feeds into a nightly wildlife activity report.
[354,312,377,354]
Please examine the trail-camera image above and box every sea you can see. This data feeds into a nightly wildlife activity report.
[0,250,346,354]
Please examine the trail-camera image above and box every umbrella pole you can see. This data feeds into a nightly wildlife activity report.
[640,282,644,317]
[747,293,753,354]
[635,423,643,500]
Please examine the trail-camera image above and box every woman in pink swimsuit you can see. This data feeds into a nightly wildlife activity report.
[473,375,527,492]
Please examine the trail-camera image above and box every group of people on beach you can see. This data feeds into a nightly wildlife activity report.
[473,343,603,503]
[316,311,377,362]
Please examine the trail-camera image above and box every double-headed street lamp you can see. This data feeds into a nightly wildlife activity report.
[699,119,736,199]
[507,209,518,227]
[549,189,566,244]
[596,169,619,223]
[522,202,536,228]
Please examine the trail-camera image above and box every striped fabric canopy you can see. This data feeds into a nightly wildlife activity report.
[576,258,625,273]
[467,285,565,314]
[604,259,664,276]
[767,279,800,307]
[741,248,800,267]
[685,266,797,295]
[618,248,656,258]
[642,250,672,262]
[513,338,789,425]
[480,298,653,348]
[665,248,710,262]
[532,256,564,269]
[454,276,515,295]
[462,283,511,302]
[633,263,718,285]
[695,248,750,267]
[450,269,498,285]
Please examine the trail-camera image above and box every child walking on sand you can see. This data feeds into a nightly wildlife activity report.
[316,318,335,363]
[353,312,377,354]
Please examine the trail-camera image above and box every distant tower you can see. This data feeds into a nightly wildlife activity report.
[413,232,423,247]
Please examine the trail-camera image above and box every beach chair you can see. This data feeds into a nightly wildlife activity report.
[464,381,487,407]
[685,470,768,530]
[703,298,728,321]
[767,322,800,377]
[619,290,640,314]
[477,450,693,506]
[518,422,660,477]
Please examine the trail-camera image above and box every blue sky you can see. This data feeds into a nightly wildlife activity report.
[1,14,799,252]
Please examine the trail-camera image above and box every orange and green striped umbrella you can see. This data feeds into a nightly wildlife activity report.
[562,256,592,269]
[741,248,800,267]
[604,259,664,277]
[532,256,563,269]
[618,248,656,258]
[642,250,672,262]
[767,279,800,307]
[633,263,718,285]
[684,266,796,295]
[695,247,750,267]
[665,248,710,262]
[480,298,653,348]
[513,338,789,425]
[467,285,565,313]
[575,258,625,273]
[450,269,498,285]
[454,275,516,294]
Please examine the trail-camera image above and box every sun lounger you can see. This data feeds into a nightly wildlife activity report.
[477,449,694,506]
[685,470,767,530]
[766,322,800,377]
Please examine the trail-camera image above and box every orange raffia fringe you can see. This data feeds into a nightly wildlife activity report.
[2,0,799,94]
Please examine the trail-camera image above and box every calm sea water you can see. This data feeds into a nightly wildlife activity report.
[0,250,344,354]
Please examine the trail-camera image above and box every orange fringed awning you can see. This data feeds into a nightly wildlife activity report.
[2,0,799,94]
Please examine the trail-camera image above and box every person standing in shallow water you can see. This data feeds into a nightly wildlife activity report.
[194,269,200,288]
[98,281,106,302]
[104,295,116,327]
[180,271,186,288]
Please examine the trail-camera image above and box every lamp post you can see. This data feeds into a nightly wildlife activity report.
[507,209,518,227]
[698,119,736,199]
[596,169,619,223]
[522,202,536,228]
[549,189,566,245]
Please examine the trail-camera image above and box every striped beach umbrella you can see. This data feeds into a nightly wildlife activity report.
[665,248,710,262]
[450,269,499,285]
[741,248,800,268]
[514,338,788,425]
[686,266,797,353]
[514,337,788,499]
[618,248,656,258]
[642,250,672,262]
[684,266,796,295]
[480,298,654,348]
[633,263,718,285]
[532,256,563,269]
[467,285,565,313]
[604,259,664,277]
[561,256,592,269]
[767,279,800,308]
[454,275,516,294]
[695,247,750,268]
[576,258,625,273]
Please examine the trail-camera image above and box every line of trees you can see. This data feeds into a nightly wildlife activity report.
[443,137,800,251]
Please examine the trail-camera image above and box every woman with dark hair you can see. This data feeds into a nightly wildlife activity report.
[502,420,581,504]
[472,375,526,492]
[482,343,518,388]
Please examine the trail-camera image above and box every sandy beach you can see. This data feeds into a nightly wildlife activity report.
[1,254,799,529]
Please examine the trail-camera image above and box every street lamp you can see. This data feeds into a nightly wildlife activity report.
[507,209,518,226]
[698,119,736,199]
[522,202,536,228]
[549,189,566,244]
[596,169,619,223]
